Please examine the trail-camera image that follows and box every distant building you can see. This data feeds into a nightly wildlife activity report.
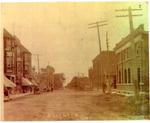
[54,73,65,90]
[92,51,116,91]
[67,76,91,91]
[39,65,55,91]
[114,24,149,94]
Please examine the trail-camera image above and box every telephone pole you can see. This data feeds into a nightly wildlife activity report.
[106,31,109,51]
[116,6,143,33]
[32,54,40,74]
[88,20,107,53]
[105,31,111,93]
[116,6,143,111]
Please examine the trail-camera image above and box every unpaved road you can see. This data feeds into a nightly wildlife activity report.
[4,89,146,121]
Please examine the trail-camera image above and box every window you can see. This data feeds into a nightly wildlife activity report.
[4,38,12,50]
[6,38,12,48]
[17,47,21,57]
[127,48,130,59]
[6,56,12,69]
[137,68,140,83]
[128,68,131,83]
[124,69,127,83]
[25,65,28,71]
[119,70,121,84]
[135,42,141,56]
[124,49,127,60]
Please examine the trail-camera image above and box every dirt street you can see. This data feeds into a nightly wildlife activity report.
[4,89,145,121]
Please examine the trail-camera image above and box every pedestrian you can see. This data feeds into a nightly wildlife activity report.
[51,83,54,92]
[4,87,10,101]
[34,86,36,94]
[102,82,106,93]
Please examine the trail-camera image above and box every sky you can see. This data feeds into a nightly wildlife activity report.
[1,2,148,85]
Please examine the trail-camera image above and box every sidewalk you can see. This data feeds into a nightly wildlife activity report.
[4,92,33,102]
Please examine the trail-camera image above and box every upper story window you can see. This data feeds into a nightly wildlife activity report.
[6,56,13,69]
[126,48,130,59]
[135,42,141,56]
[5,38,12,50]
[17,47,21,57]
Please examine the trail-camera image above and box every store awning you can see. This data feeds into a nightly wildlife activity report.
[22,78,33,86]
[31,80,38,86]
[4,76,16,88]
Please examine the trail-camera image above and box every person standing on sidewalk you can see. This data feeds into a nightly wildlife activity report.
[4,87,10,100]
[102,82,107,93]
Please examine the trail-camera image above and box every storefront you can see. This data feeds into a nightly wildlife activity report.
[22,77,33,93]
[4,76,16,94]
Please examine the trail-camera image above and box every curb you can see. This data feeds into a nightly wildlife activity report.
[4,93,33,102]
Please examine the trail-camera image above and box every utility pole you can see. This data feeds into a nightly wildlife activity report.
[88,20,107,53]
[32,54,40,74]
[116,6,143,33]
[116,6,143,112]
[106,31,111,93]
[106,31,109,51]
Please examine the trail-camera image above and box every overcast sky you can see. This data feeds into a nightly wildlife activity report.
[1,2,148,85]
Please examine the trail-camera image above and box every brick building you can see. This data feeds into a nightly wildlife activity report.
[3,29,16,84]
[92,51,116,91]
[3,29,32,92]
[114,24,149,94]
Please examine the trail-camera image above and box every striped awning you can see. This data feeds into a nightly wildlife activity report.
[22,78,33,86]
[4,76,16,88]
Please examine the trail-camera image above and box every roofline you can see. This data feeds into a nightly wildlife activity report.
[92,50,115,62]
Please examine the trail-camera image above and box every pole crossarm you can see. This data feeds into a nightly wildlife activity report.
[88,20,107,53]
[115,6,143,33]
[116,15,129,17]
[131,8,142,11]
[88,23,108,29]
[132,14,143,16]
[88,20,107,25]
[115,9,128,11]
[116,14,143,18]
[115,8,142,12]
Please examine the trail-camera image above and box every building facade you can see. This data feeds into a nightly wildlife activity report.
[39,65,55,91]
[3,29,16,83]
[67,76,91,91]
[54,73,65,90]
[114,24,149,94]
[92,51,116,91]
[3,29,32,93]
